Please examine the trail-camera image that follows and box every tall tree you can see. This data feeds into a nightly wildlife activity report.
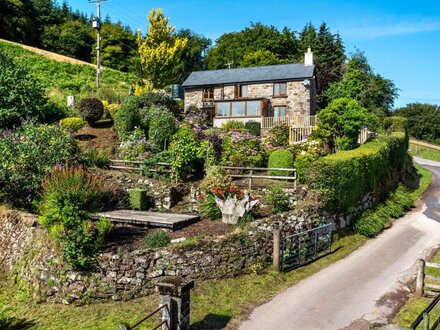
[240,50,284,67]
[325,51,398,118]
[296,23,345,109]
[173,29,211,83]
[205,23,297,69]
[0,0,38,45]
[137,9,188,88]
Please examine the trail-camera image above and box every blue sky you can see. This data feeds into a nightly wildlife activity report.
[68,0,440,108]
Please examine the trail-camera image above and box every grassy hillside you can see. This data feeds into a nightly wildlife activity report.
[0,40,135,106]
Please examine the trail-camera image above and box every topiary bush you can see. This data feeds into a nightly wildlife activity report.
[0,122,79,210]
[268,149,294,176]
[129,189,148,211]
[114,96,143,141]
[39,166,111,270]
[221,120,245,130]
[59,117,85,132]
[79,98,104,126]
[245,120,261,136]
[148,107,177,150]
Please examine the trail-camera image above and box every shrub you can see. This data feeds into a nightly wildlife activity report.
[0,49,48,128]
[221,120,245,130]
[305,132,408,213]
[267,124,289,147]
[199,166,232,193]
[129,189,148,210]
[183,106,208,129]
[383,116,407,133]
[264,185,290,214]
[60,117,85,132]
[148,107,177,150]
[170,125,203,180]
[39,166,110,270]
[79,98,104,126]
[142,150,173,179]
[108,103,121,120]
[145,230,170,248]
[245,121,261,136]
[81,147,110,168]
[221,130,265,167]
[117,128,155,160]
[268,149,294,176]
[0,123,79,210]
[114,96,143,140]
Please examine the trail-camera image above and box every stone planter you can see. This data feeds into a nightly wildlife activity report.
[215,194,259,225]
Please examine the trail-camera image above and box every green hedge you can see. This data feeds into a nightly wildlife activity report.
[268,149,294,176]
[305,132,408,213]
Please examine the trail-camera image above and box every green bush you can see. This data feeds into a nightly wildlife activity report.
[199,166,233,193]
[170,125,203,180]
[142,150,173,179]
[60,117,85,132]
[117,128,155,160]
[305,132,408,213]
[81,147,110,168]
[129,189,148,211]
[39,166,110,270]
[221,131,265,167]
[245,121,261,136]
[0,122,79,210]
[79,98,104,126]
[221,120,245,130]
[114,96,143,140]
[148,107,177,150]
[267,124,289,147]
[268,149,294,176]
[264,185,290,214]
[383,116,407,133]
[0,49,48,128]
[145,230,170,248]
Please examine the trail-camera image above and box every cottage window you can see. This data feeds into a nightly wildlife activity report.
[217,102,229,116]
[273,105,287,118]
[234,84,248,98]
[203,88,214,101]
[273,83,287,96]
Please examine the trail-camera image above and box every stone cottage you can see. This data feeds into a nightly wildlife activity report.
[181,48,317,129]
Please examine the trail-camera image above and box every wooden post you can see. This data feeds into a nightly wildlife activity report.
[248,170,253,190]
[423,312,430,330]
[273,229,281,271]
[416,259,426,298]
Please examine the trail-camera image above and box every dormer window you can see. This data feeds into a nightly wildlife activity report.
[234,84,248,98]
[274,83,287,96]
[203,88,214,101]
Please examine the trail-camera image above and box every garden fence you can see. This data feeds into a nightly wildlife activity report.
[109,159,172,176]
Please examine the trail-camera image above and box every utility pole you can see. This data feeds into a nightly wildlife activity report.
[89,0,107,88]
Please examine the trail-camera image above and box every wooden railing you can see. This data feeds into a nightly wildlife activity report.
[220,166,297,190]
[109,159,172,176]
[289,126,316,144]
[261,115,317,129]
[410,139,440,152]
[118,304,168,330]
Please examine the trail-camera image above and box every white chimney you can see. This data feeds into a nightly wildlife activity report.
[304,47,313,66]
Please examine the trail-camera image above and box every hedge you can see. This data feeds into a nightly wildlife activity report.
[268,149,294,176]
[305,132,408,213]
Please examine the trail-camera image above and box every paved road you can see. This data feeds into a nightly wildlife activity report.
[239,157,440,330]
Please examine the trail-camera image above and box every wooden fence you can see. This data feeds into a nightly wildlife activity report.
[220,166,297,190]
[416,259,440,298]
[109,159,172,176]
[410,139,440,152]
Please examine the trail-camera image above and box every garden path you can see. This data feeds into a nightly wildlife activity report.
[239,157,440,330]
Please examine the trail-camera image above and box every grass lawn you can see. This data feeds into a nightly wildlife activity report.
[0,161,433,330]
[409,145,440,162]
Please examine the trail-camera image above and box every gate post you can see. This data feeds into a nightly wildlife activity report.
[273,229,281,271]
[416,259,425,298]
[156,276,195,330]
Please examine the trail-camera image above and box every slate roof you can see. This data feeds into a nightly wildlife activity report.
[181,63,315,88]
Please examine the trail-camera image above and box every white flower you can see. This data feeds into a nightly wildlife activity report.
[300,150,306,156]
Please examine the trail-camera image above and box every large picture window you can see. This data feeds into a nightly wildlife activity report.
[273,83,287,96]
[203,88,214,101]
[216,100,262,117]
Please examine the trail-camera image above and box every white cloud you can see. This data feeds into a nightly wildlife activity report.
[340,18,440,39]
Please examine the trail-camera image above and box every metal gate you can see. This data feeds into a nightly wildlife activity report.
[281,223,333,272]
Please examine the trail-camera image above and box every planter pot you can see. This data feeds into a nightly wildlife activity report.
[221,213,240,225]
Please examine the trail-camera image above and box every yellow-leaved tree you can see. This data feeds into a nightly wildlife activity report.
[137,9,188,89]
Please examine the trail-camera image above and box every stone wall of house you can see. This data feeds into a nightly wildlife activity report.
[184,80,316,116]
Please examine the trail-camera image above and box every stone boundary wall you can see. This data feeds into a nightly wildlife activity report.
[0,191,373,305]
